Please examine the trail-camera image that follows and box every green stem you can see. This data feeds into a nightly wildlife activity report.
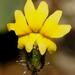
[26,48,45,72]
[32,70,37,75]
[19,48,45,75]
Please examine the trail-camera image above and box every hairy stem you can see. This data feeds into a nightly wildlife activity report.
[26,48,45,73]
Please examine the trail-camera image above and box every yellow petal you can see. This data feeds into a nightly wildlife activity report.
[35,1,49,31]
[40,11,62,37]
[14,10,31,35]
[24,0,48,32]
[40,10,71,38]
[40,24,71,38]
[45,10,62,25]
[7,10,31,36]
[45,38,57,54]
[40,10,62,34]
[25,33,37,53]
[18,35,29,49]
[24,0,35,31]
[49,25,72,38]
[7,23,15,32]
[37,35,56,55]
[37,35,47,55]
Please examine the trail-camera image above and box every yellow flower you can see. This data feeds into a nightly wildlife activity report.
[7,0,71,55]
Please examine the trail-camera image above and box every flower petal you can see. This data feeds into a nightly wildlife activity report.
[7,10,31,36]
[44,10,62,25]
[7,23,15,32]
[40,24,71,38]
[37,35,56,55]
[18,35,29,49]
[40,10,62,35]
[15,10,31,35]
[45,38,57,54]
[36,1,49,31]
[48,25,72,38]
[24,0,35,31]
[24,0,48,32]
[40,10,71,38]
[25,33,37,53]
[37,35,47,55]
